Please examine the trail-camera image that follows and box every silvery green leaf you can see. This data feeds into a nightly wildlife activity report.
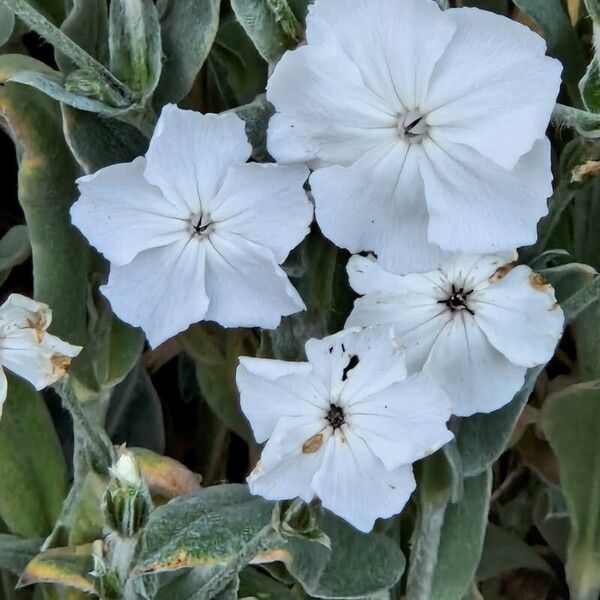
[0,224,30,287]
[456,367,543,477]
[9,69,127,115]
[580,57,600,114]
[55,0,108,75]
[154,0,220,106]
[61,105,148,173]
[109,0,162,97]
[0,5,15,46]
[0,535,42,576]
[429,470,492,600]
[230,0,307,63]
[232,94,274,161]
[476,523,554,582]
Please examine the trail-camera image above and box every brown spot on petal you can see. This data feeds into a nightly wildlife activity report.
[51,353,72,376]
[529,273,550,290]
[490,264,514,282]
[27,310,48,343]
[302,433,323,454]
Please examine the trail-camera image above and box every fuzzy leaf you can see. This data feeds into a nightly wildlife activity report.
[17,544,95,593]
[0,535,43,576]
[456,367,542,477]
[477,523,554,582]
[55,0,108,74]
[106,363,165,454]
[428,470,492,600]
[0,5,15,46]
[0,54,90,349]
[136,484,274,575]
[154,0,220,106]
[61,105,148,173]
[0,224,30,287]
[109,0,162,96]
[230,0,308,63]
[0,376,68,538]
[543,380,600,600]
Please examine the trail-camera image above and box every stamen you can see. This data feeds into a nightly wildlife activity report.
[326,403,345,429]
[438,284,475,315]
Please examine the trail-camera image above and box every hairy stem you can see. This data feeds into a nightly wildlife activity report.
[0,0,134,104]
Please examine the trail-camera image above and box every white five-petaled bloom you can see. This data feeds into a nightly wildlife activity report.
[346,253,565,417]
[267,0,562,273]
[70,104,313,348]
[237,327,452,532]
[0,294,81,417]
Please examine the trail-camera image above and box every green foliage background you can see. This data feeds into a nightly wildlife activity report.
[0,0,598,599]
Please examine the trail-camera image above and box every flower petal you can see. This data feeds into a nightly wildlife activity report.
[0,328,80,390]
[72,157,188,266]
[304,327,407,404]
[237,357,327,443]
[348,372,452,469]
[312,428,416,532]
[210,163,312,263]
[267,42,396,168]
[337,326,408,405]
[442,252,517,291]
[424,313,527,416]
[472,265,564,367]
[248,416,327,502]
[101,238,209,348]
[424,7,561,170]
[421,136,552,254]
[346,264,451,371]
[312,142,449,274]
[0,294,51,334]
[144,105,251,213]
[203,232,305,329]
[306,0,455,109]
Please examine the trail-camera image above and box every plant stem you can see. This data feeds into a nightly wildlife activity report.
[0,0,134,104]
[54,378,114,479]
[563,275,600,323]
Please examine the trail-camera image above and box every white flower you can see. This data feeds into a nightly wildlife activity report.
[346,253,565,416]
[267,0,562,273]
[71,104,313,348]
[0,294,81,416]
[237,326,452,532]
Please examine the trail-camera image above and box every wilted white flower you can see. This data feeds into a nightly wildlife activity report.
[346,253,564,416]
[71,105,312,348]
[237,327,452,532]
[267,0,562,273]
[0,294,81,416]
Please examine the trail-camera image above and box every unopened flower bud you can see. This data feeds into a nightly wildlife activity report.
[104,453,152,537]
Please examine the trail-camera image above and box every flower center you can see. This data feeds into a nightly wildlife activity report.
[326,403,345,429]
[439,284,474,315]
[397,110,428,143]
[190,212,213,237]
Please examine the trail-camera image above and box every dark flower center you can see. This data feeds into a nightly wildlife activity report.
[326,403,345,429]
[193,213,212,236]
[439,284,474,315]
